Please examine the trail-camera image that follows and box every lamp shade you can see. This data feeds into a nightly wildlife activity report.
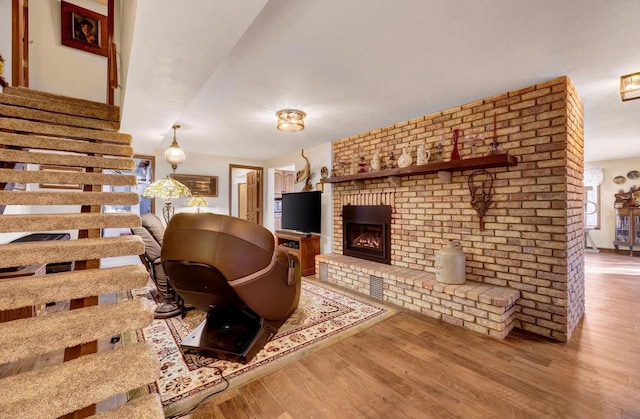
[187,196,208,213]
[276,109,306,132]
[143,177,192,199]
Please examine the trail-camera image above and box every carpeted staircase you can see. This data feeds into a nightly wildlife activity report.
[0,86,163,418]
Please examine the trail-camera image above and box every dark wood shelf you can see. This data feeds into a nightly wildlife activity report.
[321,154,518,185]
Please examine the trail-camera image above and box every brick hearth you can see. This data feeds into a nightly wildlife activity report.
[317,254,520,339]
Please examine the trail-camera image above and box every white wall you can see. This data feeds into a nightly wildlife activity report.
[264,143,333,254]
[0,0,11,85]
[585,157,640,250]
[29,0,109,102]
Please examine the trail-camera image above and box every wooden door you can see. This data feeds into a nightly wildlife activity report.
[238,183,247,220]
[246,170,259,224]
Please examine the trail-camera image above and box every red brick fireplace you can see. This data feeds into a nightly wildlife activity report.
[321,76,585,342]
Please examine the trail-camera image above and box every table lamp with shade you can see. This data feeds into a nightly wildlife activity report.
[142,177,191,224]
[187,196,208,213]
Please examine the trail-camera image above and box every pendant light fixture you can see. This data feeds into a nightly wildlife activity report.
[164,124,186,171]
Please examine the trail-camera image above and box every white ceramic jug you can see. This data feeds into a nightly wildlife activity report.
[435,241,466,284]
[397,145,413,168]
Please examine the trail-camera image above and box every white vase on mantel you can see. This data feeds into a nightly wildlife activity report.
[397,145,413,168]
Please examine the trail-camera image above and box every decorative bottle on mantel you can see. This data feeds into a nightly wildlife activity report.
[451,129,461,161]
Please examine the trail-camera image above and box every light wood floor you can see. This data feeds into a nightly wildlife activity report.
[190,251,640,418]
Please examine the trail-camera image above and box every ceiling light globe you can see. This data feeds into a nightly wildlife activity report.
[164,143,186,168]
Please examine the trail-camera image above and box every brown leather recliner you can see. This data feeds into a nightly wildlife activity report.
[161,212,301,363]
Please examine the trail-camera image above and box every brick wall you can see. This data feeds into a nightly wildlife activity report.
[329,76,585,341]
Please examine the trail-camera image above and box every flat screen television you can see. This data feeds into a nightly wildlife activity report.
[281,191,322,234]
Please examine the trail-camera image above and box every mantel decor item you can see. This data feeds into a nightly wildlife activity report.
[451,129,461,161]
[60,1,108,57]
[431,141,444,163]
[416,142,431,165]
[468,169,494,230]
[296,149,313,191]
[371,151,380,171]
[397,145,413,168]
[488,114,503,155]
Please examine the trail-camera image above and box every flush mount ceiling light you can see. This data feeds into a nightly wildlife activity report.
[620,72,640,101]
[164,124,186,171]
[276,109,306,132]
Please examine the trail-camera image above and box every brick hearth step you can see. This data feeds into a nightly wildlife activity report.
[316,254,520,339]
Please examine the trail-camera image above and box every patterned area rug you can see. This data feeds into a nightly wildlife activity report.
[124,279,395,417]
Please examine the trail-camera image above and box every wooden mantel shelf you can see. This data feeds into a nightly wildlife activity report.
[321,154,517,186]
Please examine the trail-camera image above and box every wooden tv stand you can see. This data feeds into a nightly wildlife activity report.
[275,231,320,276]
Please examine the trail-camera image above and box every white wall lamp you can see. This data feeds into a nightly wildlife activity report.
[276,109,306,132]
[164,124,186,171]
[620,72,640,101]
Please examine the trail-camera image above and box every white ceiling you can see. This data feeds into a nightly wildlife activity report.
[120,0,640,163]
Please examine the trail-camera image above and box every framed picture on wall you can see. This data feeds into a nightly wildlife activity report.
[170,174,218,197]
[60,1,108,57]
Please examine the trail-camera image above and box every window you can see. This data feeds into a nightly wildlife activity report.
[584,185,600,229]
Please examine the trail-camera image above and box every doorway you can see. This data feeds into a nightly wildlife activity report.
[229,164,263,225]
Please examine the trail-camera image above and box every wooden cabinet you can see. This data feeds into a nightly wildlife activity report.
[283,171,295,194]
[274,170,283,198]
[275,231,320,276]
[274,170,295,198]
[613,207,640,256]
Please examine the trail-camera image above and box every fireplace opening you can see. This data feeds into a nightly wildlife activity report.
[343,205,391,264]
